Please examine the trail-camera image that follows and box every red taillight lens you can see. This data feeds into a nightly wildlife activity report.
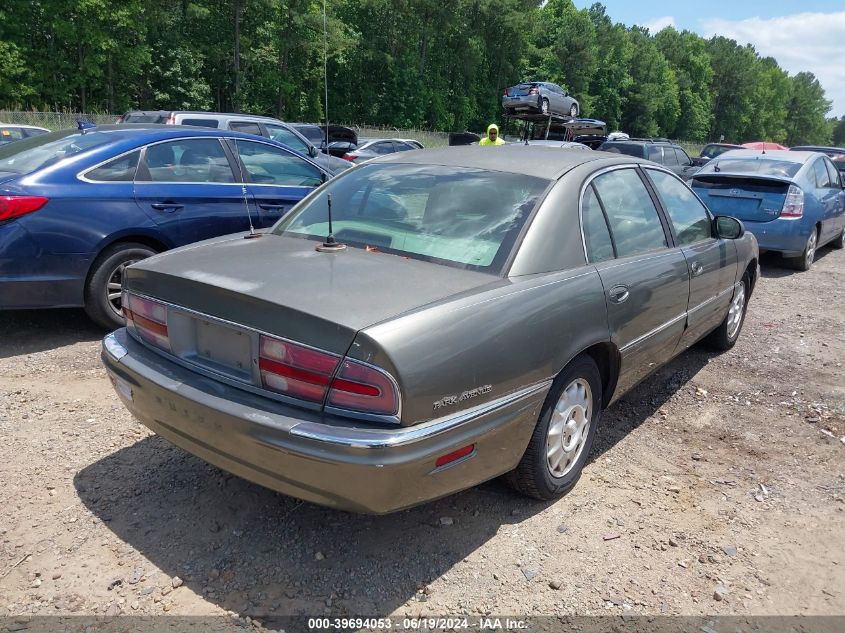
[502,88,509,96]
[435,444,475,468]
[123,292,170,351]
[0,196,49,222]
[167,115,176,125]
[781,184,804,218]
[327,359,399,416]
[342,153,356,161]
[259,335,340,403]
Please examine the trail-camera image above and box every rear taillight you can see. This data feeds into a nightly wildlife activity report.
[167,115,176,125]
[0,196,49,222]
[327,359,399,416]
[259,333,399,415]
[502,88,509,96]
[781,184,804,218]
[259,335,339,403]
[123,292,170,352]
[342,153,356,161]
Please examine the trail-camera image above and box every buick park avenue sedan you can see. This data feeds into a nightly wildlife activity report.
[102,147,758,513]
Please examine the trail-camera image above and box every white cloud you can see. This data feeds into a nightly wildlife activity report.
[700,11,845,117]
[641,16,676,33]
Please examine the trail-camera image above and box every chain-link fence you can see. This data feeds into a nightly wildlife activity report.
[0,111,119,130]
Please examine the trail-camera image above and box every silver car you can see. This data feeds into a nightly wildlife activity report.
[103,146,757,513]
[503,82,580,117]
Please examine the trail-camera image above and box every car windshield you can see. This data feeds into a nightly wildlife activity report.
[273,163,550,274]
[0,130,116,174]
[600,143,645,158]
[697,157,802,178]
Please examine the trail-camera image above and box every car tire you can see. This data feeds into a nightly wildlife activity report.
[506,355,602,500]
[569,103,578,117]
[706,273,750,351]
[831,226,845,249]
[789,227,818,271]
[84,242,156,330]
[540,98,550,115]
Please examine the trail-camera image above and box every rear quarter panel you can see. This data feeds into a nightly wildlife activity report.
[350,267,610,426]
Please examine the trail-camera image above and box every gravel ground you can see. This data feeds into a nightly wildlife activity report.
[1,247,844,626]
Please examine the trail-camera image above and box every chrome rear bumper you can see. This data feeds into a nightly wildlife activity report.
[102,329,548,513]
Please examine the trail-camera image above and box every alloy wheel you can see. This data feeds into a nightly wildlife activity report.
[726,282,746,340]
[805,230,817,268]
[546,378,592,478]
[106,259,140,317]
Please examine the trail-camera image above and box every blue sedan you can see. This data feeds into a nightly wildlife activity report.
[0,124,332,327]
[691,150,845,270]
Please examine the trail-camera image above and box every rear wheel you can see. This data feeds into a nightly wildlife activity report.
[706,273,749,351]
[540,98,550,115]
[84,242,156,330]
[507,355,602,500]
[790,227,818,271]
[569,103,578,117]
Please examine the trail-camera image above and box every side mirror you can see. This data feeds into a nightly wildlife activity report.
[309,146,319,158]
[714,216,744,240]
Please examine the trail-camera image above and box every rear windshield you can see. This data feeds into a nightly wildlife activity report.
[0,130,117,174]
[696,157,801,178]
[700,145,738,159]
[123,113,168,123]
[180,118,220,128]
[293,125,324,144]
[273,163,550,274]
[599,143,645,158]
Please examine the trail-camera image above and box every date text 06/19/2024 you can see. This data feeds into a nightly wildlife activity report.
[306,617,529,630]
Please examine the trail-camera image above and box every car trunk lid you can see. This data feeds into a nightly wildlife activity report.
[123,233,497,355]
[692,175,792,223]
[511,83,538,96]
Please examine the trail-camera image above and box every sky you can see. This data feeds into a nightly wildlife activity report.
[571,0,845,117]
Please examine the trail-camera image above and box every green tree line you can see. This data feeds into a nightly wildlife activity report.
[0,0,839,144]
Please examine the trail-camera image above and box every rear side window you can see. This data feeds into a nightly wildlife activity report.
[369,142,394,155]
[814,159,833,188]
[179,118,220,129]
[648,146,664,163]
[0,128,26,144]
[141,139,235,183]
[229,121,262,136]
[824,158,841,188]
[646,169,712,245]
[231,140,323,187]
[591,169,668,257]
[581,185,614,262]
[85,150,140,182]
[674,148,691,166]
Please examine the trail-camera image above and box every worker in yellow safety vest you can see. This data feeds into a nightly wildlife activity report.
[479,123,505,146]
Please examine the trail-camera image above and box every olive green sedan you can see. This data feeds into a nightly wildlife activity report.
[102,146,758,513]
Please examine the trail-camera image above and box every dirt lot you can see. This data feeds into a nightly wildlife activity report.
[1,247,844,626]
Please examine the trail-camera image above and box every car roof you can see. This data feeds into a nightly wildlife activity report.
[790,145,845,153]
[367,145,637,179]
[715,149,818,164]
[0,124,49,130]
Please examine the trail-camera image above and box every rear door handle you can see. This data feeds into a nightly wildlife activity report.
[690,261,704,277]
[608,284,629,304]
[258,203,287,211]
[150,203,184,212]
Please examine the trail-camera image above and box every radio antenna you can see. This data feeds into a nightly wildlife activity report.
[233,138,261,239]
[322,0,330,153]
[316,192,346,252]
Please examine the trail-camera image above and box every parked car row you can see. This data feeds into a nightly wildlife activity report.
[4,110,843,514]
